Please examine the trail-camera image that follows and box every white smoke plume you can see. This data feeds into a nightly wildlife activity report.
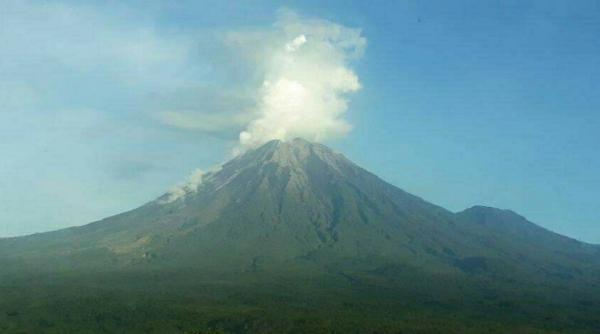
[235,11,366,152]
[159,11,365,202]
[160,168,205,203]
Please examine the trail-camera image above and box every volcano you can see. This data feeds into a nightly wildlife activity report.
[1,138,599,333]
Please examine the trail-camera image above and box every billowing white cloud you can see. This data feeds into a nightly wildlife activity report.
[157,10,366,200]
[285,34,307,52]
[142,9,365,150]
[229,10,366,151]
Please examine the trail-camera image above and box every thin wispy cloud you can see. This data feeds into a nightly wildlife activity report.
[0,1,195,90]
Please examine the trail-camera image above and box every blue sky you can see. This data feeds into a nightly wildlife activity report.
[1,1,599,243]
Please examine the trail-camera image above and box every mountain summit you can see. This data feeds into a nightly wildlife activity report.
[2,138,598,275]
[1,138,600,333]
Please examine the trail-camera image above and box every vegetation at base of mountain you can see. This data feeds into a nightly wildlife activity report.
[0,268,598,333]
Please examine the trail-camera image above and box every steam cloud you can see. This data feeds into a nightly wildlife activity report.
[159,11,365,202]
[160,168,205,203]
[235,11,366,151]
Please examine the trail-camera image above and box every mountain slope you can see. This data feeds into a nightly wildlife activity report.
[1,138,599,333]
[2,139,598,276]
[456,206,600,282]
